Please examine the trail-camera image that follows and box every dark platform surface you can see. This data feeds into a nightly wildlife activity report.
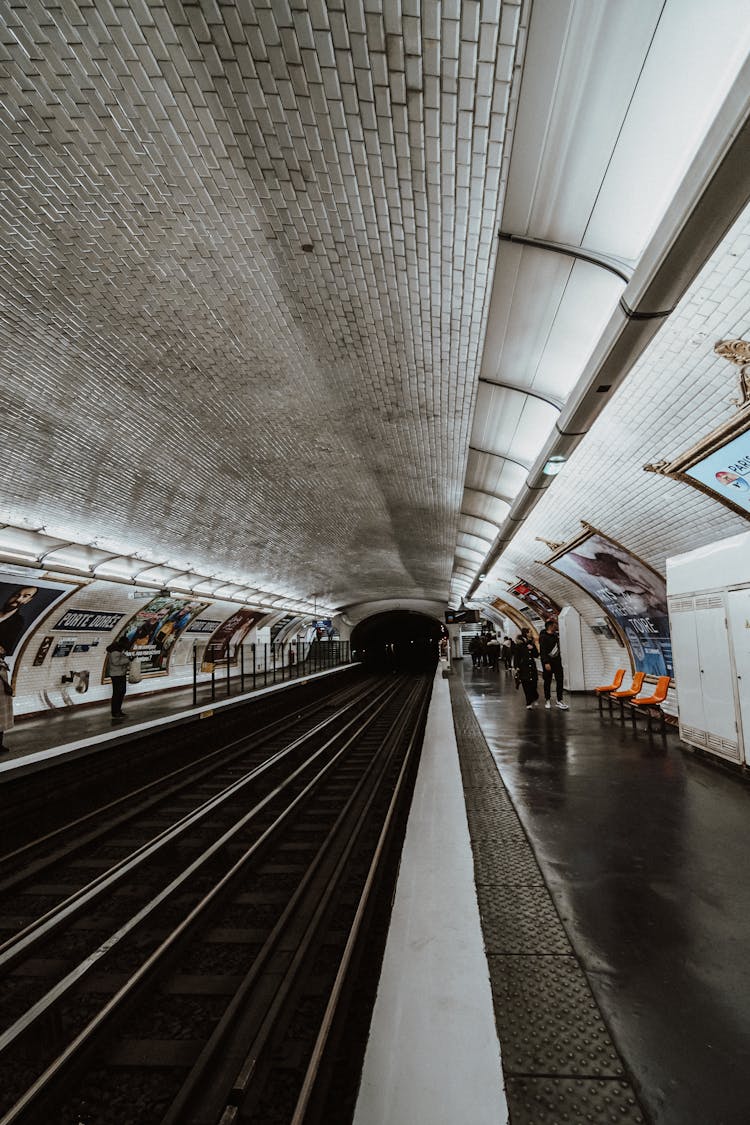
[0,663,346,772]
[459,661,750,1125]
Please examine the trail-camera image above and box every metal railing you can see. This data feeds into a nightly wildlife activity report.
[191,639,352,706]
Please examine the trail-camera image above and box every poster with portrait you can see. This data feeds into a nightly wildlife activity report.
[111,595,210,676]
[644,408,750,521]
[508,579,560,622]
[683,426,750,517]
[0,574,75,672]
[205,608,264,664]
[548,529,673,677]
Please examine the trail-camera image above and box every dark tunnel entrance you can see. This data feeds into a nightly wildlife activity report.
[351,611,444,674]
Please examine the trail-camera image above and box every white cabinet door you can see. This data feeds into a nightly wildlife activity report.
[728,588,750,764]
[669,605,705,733]
[695,604,737,748]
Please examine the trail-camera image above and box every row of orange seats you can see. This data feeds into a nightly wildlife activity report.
[595,670,671,709]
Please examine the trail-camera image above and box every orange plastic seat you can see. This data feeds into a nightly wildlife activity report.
[595,669,625,694]
[631,676,671,707]
[629,675,672,731]
[610,671,645,700]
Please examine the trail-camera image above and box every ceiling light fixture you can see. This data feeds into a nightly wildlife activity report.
[542,455,567,476]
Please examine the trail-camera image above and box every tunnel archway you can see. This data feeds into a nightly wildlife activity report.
[351,610,444,673]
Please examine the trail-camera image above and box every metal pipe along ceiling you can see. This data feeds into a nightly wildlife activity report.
[467,65,750,600]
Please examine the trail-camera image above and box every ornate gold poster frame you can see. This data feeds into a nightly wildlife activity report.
[540,522,674,680]
[644,407,750,520]
[644,340,750,520]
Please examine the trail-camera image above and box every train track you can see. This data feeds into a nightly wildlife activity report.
[0,672,432,1124]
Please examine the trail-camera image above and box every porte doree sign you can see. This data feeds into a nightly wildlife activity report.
[54,610,126,632]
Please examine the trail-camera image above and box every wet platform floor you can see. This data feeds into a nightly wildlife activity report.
[459,661,750,1125]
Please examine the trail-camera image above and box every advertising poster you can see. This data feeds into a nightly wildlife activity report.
[684,426,750,516]
[508,579,560,621]
[270,614,295,642]
[112,595,210,676]
[549,531,672,677]
[205,609,264,664]
[0,574,74,671]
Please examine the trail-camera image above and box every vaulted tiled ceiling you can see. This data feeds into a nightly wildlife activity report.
[0,0,527,610]
[1,1,749,619]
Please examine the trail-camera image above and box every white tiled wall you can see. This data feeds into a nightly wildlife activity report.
[8,573,266,716]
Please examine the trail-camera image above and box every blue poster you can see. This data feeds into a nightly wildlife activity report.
[685,428,750,515]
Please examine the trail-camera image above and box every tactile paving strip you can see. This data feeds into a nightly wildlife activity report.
[478,885,573,955]
[487,954,622,1075]
[505,1078,646,1125]
[472,841,545,886]
[449,677,648,1124]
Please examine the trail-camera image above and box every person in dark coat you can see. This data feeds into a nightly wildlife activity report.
[539,617,569,709]
[513,630,539,708]
[106,638,132,721]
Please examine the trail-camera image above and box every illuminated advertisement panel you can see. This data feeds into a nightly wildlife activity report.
[112,595,209,676]
[0,573,75,672]
[205,608,264,663]
[549,530,672,677]
[684,427,750,516]
[508,579,560,621]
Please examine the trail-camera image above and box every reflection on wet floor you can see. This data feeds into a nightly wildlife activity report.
[459,660,750,1125]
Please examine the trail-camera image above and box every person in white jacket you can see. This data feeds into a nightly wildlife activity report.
[106,639,132,721]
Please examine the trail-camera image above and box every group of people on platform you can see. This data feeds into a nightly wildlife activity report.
[468,619,569,711]
[467,631,513,671]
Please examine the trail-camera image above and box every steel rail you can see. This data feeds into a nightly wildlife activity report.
[0,678,393,975]
[161,677,428,1125]
[0,677,414,1125]
[0,676,369,888]
[289,684,432,1125]
[225,683,427,1123]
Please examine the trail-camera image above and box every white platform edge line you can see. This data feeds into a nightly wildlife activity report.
[353,666,508,1125]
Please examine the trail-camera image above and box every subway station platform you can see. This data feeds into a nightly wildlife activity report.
[357,661,750,1125]
[0,663,354,779]
[4,659,750,1123]
[457,662,750,1125]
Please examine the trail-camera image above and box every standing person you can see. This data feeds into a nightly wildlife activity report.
[486,632,501,670]
[106,638,132,721]
[501,635,514,670]
[468,634,481,668]
[0,644,13,753]
[540,617,569,710]
[514,631,540,708]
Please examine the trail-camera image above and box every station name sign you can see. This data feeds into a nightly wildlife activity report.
[186,619,222,634]
[54,610,126,632]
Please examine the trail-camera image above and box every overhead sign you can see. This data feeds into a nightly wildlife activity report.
[54,609,126,632]
[445,609,480,624]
